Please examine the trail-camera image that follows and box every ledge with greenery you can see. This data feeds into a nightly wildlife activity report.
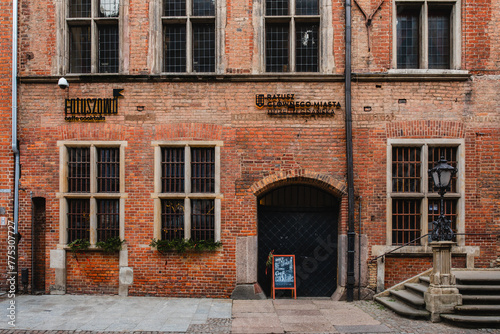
[67,237,125,253]
[150,238,222,254]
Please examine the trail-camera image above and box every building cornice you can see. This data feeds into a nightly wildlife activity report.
[18,71,472,84]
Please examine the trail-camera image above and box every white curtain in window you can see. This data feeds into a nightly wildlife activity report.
[100,0,119,17]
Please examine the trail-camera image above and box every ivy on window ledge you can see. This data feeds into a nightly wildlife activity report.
[67,239,91,252]
[150,238,222,254]
[96,237,126,253]
[66,237,125,253]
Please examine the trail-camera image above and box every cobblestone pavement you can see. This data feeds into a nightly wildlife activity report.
[355,300,500,334]
[0,297,499,333]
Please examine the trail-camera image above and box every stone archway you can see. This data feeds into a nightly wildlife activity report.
[258,183,340,297]
[232,171,346,299]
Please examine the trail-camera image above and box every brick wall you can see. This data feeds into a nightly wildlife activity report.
[6,0,500,296]
[384,256,467,289]
[0,0,14,292]
[66,251,119,295]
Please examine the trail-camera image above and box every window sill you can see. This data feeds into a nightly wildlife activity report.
[372,244,480,258]
[64,246,120,253]
[388,69,469,75]
[355,70,471,82]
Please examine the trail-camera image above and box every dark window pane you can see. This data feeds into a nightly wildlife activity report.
[397,6,419,69]
[97,199,120,241]
[392,199,421,245]
[191,147,215,193]
[428,6,451,69]
[266,23,289,72]
[193,24,215,72]
[266,0,288,15]
[67,199,90,243]
[69,26,91,73]
[296,23,318,72]
[161,199,185,240]
[191,199,215,241]
[99,0,120,17]
[428,198,457,240]
[193,0,215,16]
[69,0,91,18]
[98,25,119,73]
[68,147,91,193]
[97,147,120,193]
[392,147,421,192]
[163,0,185,16]
[163,25,187,72]
[296,0,318,15]
[161,147,185,193]
[428,147,457,193]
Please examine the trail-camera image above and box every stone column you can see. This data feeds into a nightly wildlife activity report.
[231,236,265,299]
[424,241,462,322]
[49,249,66,294]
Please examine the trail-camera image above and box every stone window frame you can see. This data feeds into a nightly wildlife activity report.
[391,0,461,71]
[149,0,226,74]
[253,0,335,74]
[151,141,223,242]
[386,138,465,248]
[57,141,127,248]
[56,0,130,75]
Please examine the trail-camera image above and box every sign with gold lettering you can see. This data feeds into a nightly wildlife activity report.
[256,94,340,115]
[64,89,123,122]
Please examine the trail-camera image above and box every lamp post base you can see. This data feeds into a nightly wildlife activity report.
[424,241,462,322]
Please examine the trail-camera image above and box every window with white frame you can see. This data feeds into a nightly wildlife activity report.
[152,0,218,73]
[58,141,126,246]
[387,140,463,246]
[66,0,122,73]
[394,0,460,70]
[153,142,222,242]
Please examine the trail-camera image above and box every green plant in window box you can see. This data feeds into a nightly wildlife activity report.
[150,238,222,254]
[96,237,126,253]
[67,239,91,252]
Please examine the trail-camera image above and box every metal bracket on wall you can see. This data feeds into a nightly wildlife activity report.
[353,0,385,52]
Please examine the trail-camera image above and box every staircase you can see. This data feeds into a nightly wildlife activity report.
[375,269,500,327]
[374,271,431,319]
[441,270,500,327]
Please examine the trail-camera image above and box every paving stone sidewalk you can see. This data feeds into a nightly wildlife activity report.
[0,294,232,333]
[0,295,499,333]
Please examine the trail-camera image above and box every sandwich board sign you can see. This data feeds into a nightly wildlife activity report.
[272,255,296,299]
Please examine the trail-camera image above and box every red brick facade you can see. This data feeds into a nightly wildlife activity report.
[0,0,498,298]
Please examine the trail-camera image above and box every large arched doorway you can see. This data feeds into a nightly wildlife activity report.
[257,184,339,297]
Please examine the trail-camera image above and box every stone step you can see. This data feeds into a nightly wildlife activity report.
[390,289,425,308]
[455,304,500,313]
[375,296,430,319]
[454,271,500,285]
[404,282,428,295]
[456,284,500,293]
[441,314,500,326]
[419,276,430,284]
[462,295,500,304]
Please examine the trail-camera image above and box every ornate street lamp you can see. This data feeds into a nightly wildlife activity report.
[428,156,458,241]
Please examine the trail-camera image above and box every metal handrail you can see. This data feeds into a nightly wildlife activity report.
[369,232,499,263]
[369,233,430,263]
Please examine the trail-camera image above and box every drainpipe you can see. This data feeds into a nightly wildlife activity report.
[345,0,355,302]
[12,0,20,290]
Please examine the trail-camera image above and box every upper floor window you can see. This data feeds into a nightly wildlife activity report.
[67,0,121,73]
[265,0,320,72]
[161,0,216,73]
[387,140,464,246]
[395,1,460,70]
